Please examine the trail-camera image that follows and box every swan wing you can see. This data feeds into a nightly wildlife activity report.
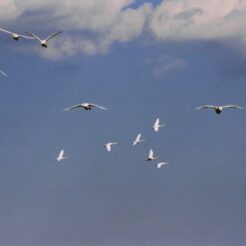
[26,32,42,42]
[46,31,62,41]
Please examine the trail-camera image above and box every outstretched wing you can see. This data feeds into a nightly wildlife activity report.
[0,28,13,35]
[106,144,111,152]
[195,105,216,110]
[222,105,243,109]
[153,118,159,131]
[64,104,82,111]
[57,149,64,160]
[0,70,7,77]
[90,103,108,110]
[46,31,62,41]
[149,149,154,158]
[19,34,35,39]
[26,32,42,42]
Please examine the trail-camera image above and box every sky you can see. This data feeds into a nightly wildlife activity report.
[0,0,246,245]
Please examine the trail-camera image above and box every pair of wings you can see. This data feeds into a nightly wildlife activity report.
[105,142,118,151]
[26,31,62,42]
[196,105,242,110]
[133,133,142,145]
[0,28,33,39]
[64,103,108,111]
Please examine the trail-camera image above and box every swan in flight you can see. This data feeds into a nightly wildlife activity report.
[146,149,159,161]
[56,149,68,162]
[156,162,168,168]
[196,105,243,114]
[104,142,118,152]
[153,118,165,132]
[0,70,7,77]
[0,28,34,41]
[26,31,62,48]
[132,133,144,146]
[64,102,108,111]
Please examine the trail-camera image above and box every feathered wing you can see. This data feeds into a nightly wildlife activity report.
[90,103,108,110]
[57,150,64,160]
[0,28,13,35]
[106,144,111,152]
[46,31,62,41]
[195,105,217,110]
[64,104,82,111]
[0,70,7,77]
[149,149,154,159]
[153,118,159,131]
[26,32,42,42]
[222,105,243,109]
[19,34,35,39]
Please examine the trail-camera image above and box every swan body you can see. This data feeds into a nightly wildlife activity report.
[132,133,144,146]
[156,162,168,168]
[146,149,159,161]
[104,142,118,152]
[56,149,68,162]
[153,118,165,132]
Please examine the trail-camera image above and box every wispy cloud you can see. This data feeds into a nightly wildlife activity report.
[153,58,187,77]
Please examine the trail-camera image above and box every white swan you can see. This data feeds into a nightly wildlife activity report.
[56,149,68,162]
[104,142,118,152]
[153,118,165,132]
[196,105,243,114]
[132,133,144,146]
[146,149,159,161]
[64,102,108,111]
[0,70,7,77]
[26,31,62,48]
[156,162,168,168]
[0,28,34,41]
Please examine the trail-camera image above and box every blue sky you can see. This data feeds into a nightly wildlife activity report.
[1,1,246,245]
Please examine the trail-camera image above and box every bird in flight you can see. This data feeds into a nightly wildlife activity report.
[56,149,68,162]
[152,118,165,132]
[104,142,118,152]
[146,149,159,161]
[0,70,7,77]
[132,133,144,146]
[0,28,35,41]
[156,162,168,168]
[196,105,243,114]
[26,31,62,48]
[64,102,108,111]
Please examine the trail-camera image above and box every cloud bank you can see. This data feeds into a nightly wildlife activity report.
[1,0,246,58]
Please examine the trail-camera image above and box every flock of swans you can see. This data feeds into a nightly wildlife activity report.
[1,27,244,169]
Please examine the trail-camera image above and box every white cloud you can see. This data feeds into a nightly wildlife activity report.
[1,0,246,59]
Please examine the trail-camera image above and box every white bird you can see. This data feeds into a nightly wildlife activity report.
[156,162,168,168]
[0,28,34,41]
[196,105,243,114]
[0,70,7,77]
[104,142,118,152]
[132,133,144,146]
[64,102,108,111]
[26,31,62,48]
[152,118,165,132]
[146,149,159,161]
[56,149,68,162]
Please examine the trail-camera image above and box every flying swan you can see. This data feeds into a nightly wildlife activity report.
[196,105,243,114]
[64,102,108,111]
[26,31,62,48]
